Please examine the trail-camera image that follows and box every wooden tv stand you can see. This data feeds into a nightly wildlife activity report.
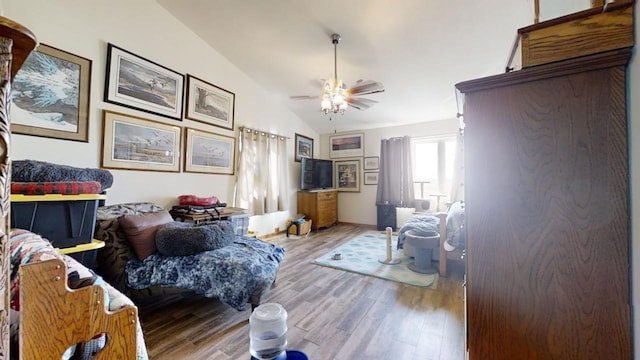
[297,190,337,231]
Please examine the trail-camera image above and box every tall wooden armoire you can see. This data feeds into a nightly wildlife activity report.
[456,46,632,359]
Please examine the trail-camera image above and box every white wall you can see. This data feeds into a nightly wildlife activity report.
[538,0,591,21]
[319,119,459,226]
[4,0,318,237]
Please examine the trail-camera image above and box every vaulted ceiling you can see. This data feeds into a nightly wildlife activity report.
[157,0,534,134]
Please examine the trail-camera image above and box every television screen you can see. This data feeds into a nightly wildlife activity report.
[300,158,333,190]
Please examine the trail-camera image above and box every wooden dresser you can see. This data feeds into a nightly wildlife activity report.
[456,48,632,359]
[297,190,337,231]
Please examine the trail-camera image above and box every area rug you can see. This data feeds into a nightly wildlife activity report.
[313,231,438,288]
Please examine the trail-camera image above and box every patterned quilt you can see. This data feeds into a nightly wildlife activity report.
[125,235,285,311]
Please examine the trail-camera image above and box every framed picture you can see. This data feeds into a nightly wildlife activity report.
[11,44,91,142]
[294,133,313,162]
[185,74,235,130]
[329,133,364,158]
[104,43,184,120]
[335,159,360,192]
[364,172,379,185]
[101,110,181,172]
[184,128,236,175]
[363,156,379,170]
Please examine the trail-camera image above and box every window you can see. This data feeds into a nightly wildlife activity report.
[411,135,456,208]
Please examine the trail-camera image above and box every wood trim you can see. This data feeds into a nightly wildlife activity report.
[0,17,36,80]
[519,2,633,67]
[519,0,633,34]
[0,17,36,359]
[456,48,631,94]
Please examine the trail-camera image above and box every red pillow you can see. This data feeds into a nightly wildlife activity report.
[118,210,173,260]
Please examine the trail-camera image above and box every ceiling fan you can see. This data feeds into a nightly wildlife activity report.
[291,33,385,115]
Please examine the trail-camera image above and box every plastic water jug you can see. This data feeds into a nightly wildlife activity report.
[249,303,288,360]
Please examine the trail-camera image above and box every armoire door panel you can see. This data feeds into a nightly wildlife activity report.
[458,49,631,359]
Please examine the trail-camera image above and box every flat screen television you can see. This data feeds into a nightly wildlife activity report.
[300,158,333,190]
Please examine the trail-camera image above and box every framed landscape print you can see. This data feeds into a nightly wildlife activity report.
[335,159,360,192]
[294,133,313,162]
[11,44,91,142]
[184,128,236,175]
[104,43,184,120]
[185,74,235,130]
[102,110,181,172]
[329,133,364,158]
[364,172,379,185]
[363,156,379,170]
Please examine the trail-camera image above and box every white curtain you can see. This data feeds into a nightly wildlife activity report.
[234,129,289,215]
[376,136,414,207]
[449,129,464,202]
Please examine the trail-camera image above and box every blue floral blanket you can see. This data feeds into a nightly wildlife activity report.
[125,236,284,311]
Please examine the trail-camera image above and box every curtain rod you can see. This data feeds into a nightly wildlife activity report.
[239,126,289,139]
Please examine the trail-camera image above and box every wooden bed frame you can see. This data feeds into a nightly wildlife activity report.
[435,212,464,277]
[19,259,138,359]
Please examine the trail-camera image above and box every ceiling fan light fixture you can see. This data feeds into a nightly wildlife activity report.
[293,32,383,115]
[321,94,332,114]
[320,34,350,115]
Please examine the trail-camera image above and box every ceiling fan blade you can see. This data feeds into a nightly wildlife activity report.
[348,80,385,96]
[290,95,320,100]
[346,97,378,110]
[348,97,378,104]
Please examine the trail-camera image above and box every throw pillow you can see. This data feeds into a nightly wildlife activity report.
[155,221,234,256]
[118,210,173,260]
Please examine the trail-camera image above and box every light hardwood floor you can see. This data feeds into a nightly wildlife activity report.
[138,224,465,360]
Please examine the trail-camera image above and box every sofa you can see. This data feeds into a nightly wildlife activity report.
[93,202,285,311]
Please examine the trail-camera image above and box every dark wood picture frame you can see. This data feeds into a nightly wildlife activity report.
[294,133,313,162]
[104,43,184,121]
[185,74,235,130]
[363,171,379,185]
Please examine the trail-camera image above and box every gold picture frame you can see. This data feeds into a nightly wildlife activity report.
[101,110,182,172]
[11,44,91,142]
[184,128,236,175]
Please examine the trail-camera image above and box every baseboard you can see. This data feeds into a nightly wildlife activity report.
[258,222,378,239]
[335,222,377,230]
[257,229,286,240]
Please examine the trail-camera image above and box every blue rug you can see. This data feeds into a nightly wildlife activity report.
[313,231,438,288]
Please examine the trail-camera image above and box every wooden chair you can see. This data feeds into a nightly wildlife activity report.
[19,259,138,359]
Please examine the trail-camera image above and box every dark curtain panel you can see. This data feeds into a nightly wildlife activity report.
[376,136,414,206]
